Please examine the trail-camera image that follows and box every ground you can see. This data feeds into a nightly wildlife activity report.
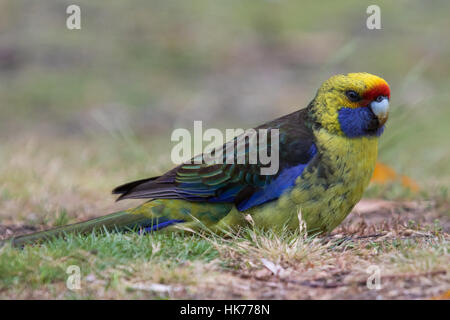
[0,198,448,299]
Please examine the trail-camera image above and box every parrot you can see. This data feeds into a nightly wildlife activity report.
[4,72,390,247]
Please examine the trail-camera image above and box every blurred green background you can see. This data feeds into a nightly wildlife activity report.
[0,0,449,211]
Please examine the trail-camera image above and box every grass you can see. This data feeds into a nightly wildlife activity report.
[0,231,219,299]
[1,216,448,299]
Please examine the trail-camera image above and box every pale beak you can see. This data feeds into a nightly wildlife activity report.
[370,96,389,127]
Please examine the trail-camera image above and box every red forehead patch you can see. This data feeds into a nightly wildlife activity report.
[362,83,391,101]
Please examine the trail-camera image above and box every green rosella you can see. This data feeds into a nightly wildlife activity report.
[6,72,390,247]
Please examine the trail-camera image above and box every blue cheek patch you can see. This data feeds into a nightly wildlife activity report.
[338,107,384,138]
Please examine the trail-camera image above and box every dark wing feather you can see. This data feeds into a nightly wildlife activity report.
[113,106,317,210]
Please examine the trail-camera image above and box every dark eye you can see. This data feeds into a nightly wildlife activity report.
[345,90,361,102]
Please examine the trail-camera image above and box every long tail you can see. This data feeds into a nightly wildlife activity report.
[2,210,155,248]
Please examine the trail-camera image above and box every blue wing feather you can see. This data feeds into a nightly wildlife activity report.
[141,219,185,233]
[236,143,317,211]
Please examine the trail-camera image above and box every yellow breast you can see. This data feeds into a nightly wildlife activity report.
[296,128,378,232]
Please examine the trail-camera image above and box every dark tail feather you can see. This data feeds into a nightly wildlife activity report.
[2,210,154,248]
[112,177,159,201]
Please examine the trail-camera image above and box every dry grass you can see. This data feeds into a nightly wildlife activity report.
[186,210,449,299]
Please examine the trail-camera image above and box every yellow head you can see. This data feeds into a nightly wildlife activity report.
[310,73,390,138]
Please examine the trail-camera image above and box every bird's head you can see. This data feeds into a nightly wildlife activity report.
[310,72,390,138]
